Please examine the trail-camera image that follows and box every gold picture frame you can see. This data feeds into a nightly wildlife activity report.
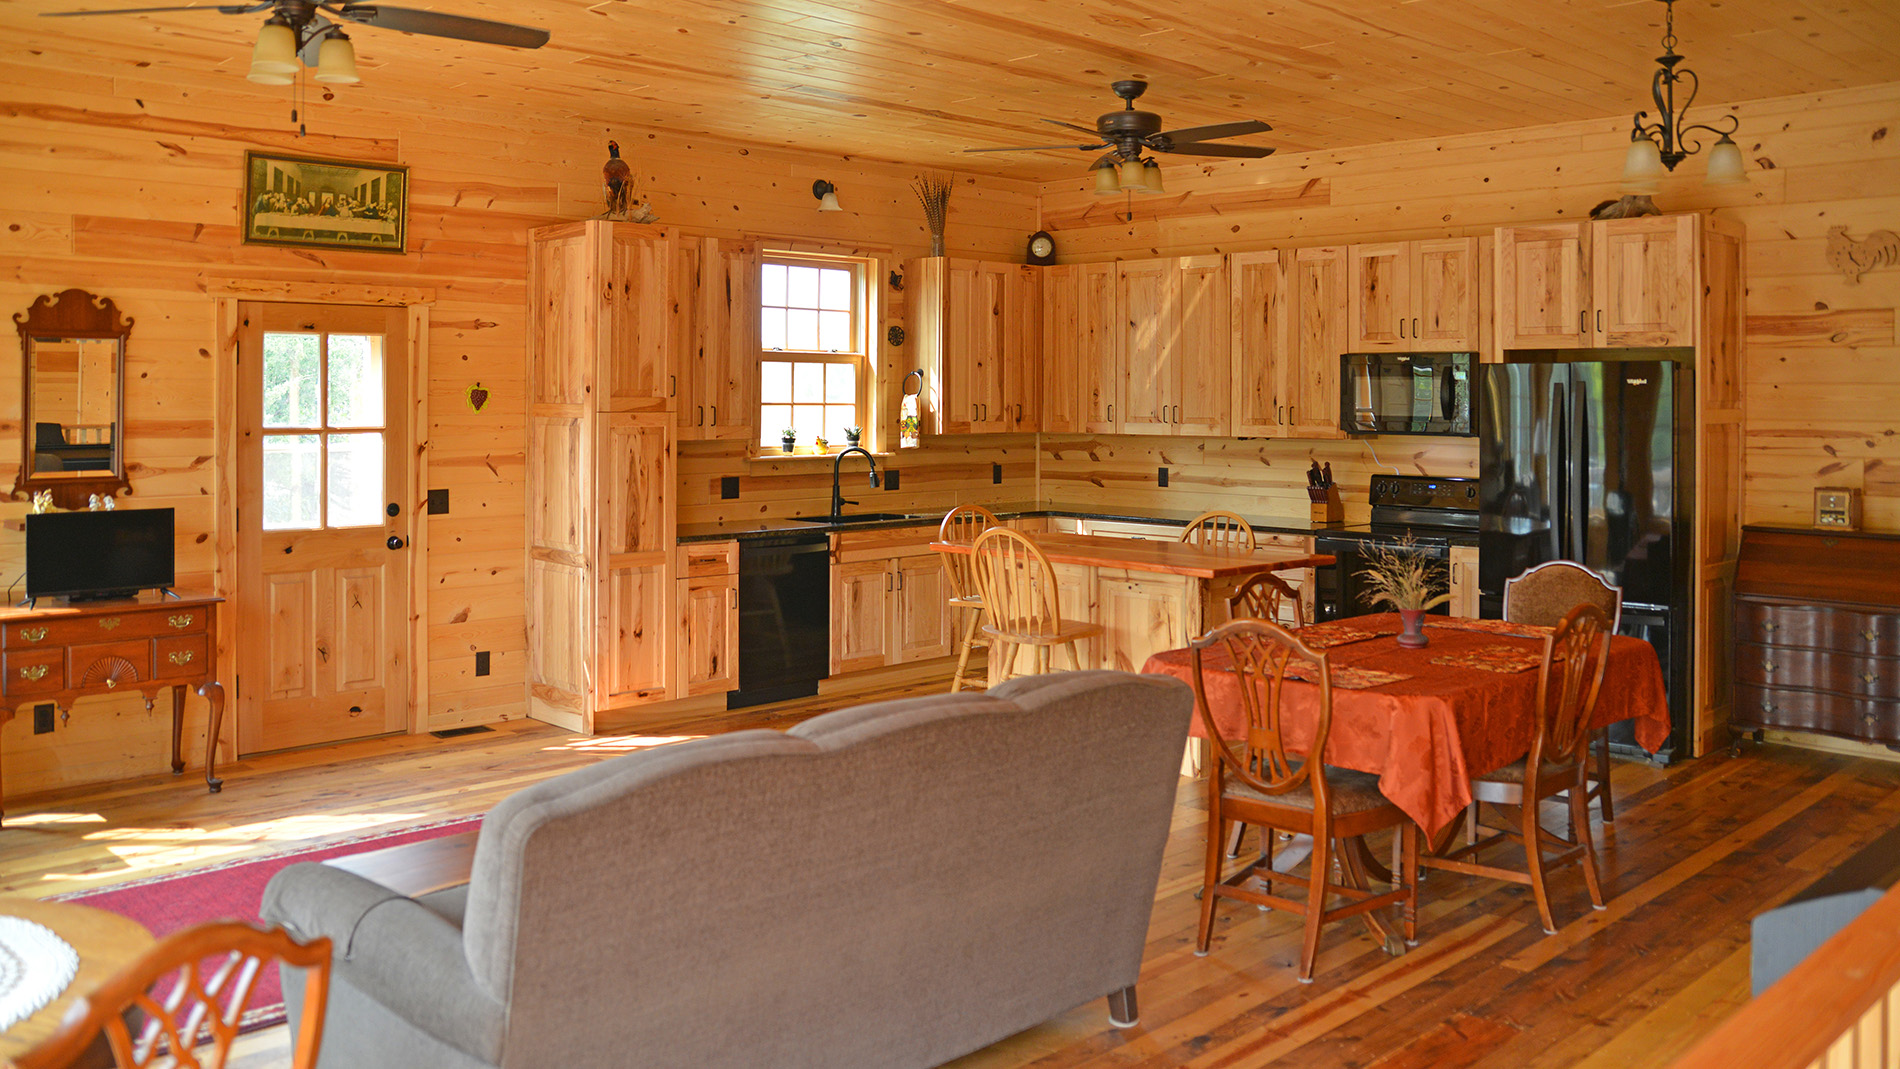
[242,151,408,254]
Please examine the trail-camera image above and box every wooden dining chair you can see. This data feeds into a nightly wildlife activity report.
[937,503,999,692]
[1180,510,1257,551]
[1504,560,1624,824]
[1423,602,1613,934]
[15,921,331,1069]
[969,526,1103,682]
[1188,618,1418,983]
[1228,569,1307,629]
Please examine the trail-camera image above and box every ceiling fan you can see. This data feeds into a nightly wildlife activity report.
[40,0,549,85]
[967,79,1274,189]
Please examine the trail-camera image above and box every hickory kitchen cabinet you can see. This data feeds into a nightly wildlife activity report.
[910,258,1041,435]
[1494,214,1704,352]
[527,221,679,734]
[676,542,739,699]
[1347,237,1485,353]
[830,526,953,675]
[1285,246,1351,439]
[1041,261,1118,434]
[1117,255,1231,437]
[672,236,762,442]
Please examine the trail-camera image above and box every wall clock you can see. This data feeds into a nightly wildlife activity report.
[1026,230,1056,266]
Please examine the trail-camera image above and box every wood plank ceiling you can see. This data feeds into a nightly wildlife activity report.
[8,0,1900,177]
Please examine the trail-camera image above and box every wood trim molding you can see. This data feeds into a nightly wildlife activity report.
[203,278,438,307]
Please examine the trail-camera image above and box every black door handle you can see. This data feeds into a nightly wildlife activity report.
[387,535,406,550]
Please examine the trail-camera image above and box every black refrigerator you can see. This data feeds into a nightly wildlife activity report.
[1477,353,1694,757]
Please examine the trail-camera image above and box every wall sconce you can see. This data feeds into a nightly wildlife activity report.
[812,180,843,212]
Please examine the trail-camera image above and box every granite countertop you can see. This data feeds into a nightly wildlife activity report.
[677,501,1327,544]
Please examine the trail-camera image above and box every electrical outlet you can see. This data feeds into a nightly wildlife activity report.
[720,476,740,500]
[474,651,491,677]
[1157,467,1169,487]
[426,489,449,515]
[992,463,1003,485]
[883,469,900,491]
[32,704,54,734]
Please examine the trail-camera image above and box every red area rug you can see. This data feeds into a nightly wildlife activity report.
[53,815,482,1030]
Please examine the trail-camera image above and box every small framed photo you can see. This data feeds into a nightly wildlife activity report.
[242,151,408,254]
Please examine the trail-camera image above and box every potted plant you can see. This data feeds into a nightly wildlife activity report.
[844,425,862,447]
[780,428,797,454]
[1357,536,1452,647]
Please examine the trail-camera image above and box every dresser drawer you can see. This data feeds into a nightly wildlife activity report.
[3,651,66,697]
[676,541,739,578]
[154,635,208,680]
[1736,642,1900,699]
[1733,683,1900,746]
[1735,598,1900,655]
[69,641,154,689]
[5,608,205,649]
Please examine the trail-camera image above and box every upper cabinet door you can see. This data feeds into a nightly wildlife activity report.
[1496,222,1591,351]
[1347,242,1411,350]
[1229,249,1292,438]
[673,237,760,441]
[1286,245,1349,439]
[1593,214,1698,347]
[1171,254,1230,436]
[1412,236,1483,352]
[1117,259,1174,436]
[604,227,676,407]
[1078,262,1122,434]
[1041,263,1112,435]
[1001,265,1041,432]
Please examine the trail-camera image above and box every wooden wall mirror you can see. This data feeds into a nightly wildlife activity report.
[13,289,131,509]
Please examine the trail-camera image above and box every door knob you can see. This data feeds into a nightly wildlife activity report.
[387,535,406,550]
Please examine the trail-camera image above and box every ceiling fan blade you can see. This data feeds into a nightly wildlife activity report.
[964,143,1106,154]
[1161,143,1277,158]
[333,4,549,48]
[40,3,264,15]
[1155,120,1273,144]
[1042,118,1104,137]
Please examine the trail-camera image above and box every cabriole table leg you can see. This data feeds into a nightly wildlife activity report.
[198,680,226,793]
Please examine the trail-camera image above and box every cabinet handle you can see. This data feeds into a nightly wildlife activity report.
[1596,310,1604,332]
[897,570,905,590]
[710,405,718,426]
[1107,404,1113,422]
[168,615,194,630]
[1413,317,1420,337]
[1861,671,1878,685]
[1761,660,1775,673]
[697,405,705,427]
[19,627,47,643]
[19,665,47,682]
[1760,621,1779,633]
[1278,404,1284,423]
[169,651,195,666]
[886,572,894,591]
[1398,317,1406,339]
[729,587,737,609]
[1861,628,1877,642]
[1580,310,1588,334]
[669,374,676,397]
[1016,403,1023,422]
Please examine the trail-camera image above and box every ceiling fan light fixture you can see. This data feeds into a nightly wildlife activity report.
[315,31,360,84]
[1118,158,1146,189]
[1139,158,1165,194]
[1091,160,1121,195]
[248,19,299,81]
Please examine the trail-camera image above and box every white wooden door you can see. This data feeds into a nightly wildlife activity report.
[236,302,411,754]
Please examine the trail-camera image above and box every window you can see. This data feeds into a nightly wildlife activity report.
[759,254,869,450]
[259,329,386,529]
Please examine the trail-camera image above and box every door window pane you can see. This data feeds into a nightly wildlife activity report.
[262,434,321,529]
[327,433,384,527]
[262,333,320,428]
[326,334,384,427]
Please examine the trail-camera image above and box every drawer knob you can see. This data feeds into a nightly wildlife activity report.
[1761,699,1778,713]
[1761,621,1779,633]
[1761,660,1776,673]
[99,618,121,631]
[19,665,47,682]
[19,627,47,643]
[168,651,194,666]
[1867,713,1880,728]
[1863,671,1879,685]
[1862,629,1878,642]
[168,615,194,630]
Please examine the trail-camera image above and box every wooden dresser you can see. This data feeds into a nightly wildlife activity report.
[0,593,225,816]
[1731,526,1900,750]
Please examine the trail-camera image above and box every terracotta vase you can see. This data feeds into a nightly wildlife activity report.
[1397,608,1429,648]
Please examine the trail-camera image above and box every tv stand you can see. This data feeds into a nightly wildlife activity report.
[0,593,224,821]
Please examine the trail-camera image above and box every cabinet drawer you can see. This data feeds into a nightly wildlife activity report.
[1732,683,1900,746]
[70,641,154,689]
[3,651,66,697]
[154,635,208,680]
[676,541,739,578]
[5,609,203,649]
[1735,599,1900,656]
[1736,642,1900,699]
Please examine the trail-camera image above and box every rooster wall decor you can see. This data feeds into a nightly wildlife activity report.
[601,140,656,223]
[1826,226,1900,283]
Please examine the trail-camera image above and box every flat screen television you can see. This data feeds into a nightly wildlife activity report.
[25,507,175,602]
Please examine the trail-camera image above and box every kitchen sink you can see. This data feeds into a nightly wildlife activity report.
[787,512,934,525]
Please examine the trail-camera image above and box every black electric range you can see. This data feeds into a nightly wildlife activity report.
[1313,475,1478,621]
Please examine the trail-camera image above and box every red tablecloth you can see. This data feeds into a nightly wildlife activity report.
[1140,613,1671,838]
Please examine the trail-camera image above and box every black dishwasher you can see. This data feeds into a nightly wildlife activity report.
[730,530,831,709]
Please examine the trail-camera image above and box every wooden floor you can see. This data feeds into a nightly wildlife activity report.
[3,675,1897,1068]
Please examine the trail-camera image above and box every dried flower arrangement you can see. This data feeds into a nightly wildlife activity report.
[1356,536,1452,613]
[911,173,952,256]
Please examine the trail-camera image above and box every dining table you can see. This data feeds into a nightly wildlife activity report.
[1141,612,1671,840]
[0,898,154,1060]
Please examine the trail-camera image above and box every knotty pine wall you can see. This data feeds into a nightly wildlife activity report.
[1033,82,1900,530]
[0,59,1038,801]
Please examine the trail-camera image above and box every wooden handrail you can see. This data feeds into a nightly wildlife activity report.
[1668,882,1900,1069]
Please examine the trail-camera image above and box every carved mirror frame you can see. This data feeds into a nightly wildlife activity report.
[13,289,132,510]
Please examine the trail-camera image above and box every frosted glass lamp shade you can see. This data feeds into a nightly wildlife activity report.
[1704,135,1747,186]
[817,190,842,211]
[1118,159,1145,189]
[1092,161,1120,195]
[1620,136,1664,195]
[249,22,299,83]
[315,34,359,84]
[1139,158,1165,193]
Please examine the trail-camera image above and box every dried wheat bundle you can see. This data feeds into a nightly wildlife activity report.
[912,173,952,236]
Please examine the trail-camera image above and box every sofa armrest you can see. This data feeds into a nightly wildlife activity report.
[263,862,508,1062]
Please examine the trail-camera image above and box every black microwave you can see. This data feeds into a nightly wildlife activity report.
[1340,352,1474,436]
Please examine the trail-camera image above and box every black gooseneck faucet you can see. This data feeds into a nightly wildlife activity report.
[831,446,879,518]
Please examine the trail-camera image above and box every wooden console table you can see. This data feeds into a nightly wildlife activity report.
[0,593,225,817]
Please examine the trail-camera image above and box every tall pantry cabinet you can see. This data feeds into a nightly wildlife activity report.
[527,221,679,733]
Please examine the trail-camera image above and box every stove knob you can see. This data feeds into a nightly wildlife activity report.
[1466,485,1477,499]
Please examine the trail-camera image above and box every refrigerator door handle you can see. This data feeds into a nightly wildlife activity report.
[1568,372,1589,563]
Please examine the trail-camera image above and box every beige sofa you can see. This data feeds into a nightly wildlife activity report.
[262,669,1193,1069]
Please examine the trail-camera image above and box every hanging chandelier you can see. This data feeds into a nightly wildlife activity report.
[1620,0,1746,193]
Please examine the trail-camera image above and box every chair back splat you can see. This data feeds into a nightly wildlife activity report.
[1532,602,1614,773]
[1191,619,1329,797]
[1227,569,1306,629]
[1180,510,1257,552]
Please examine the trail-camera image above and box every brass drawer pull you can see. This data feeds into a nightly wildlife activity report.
[1862,671,1879,685]
[1761,660,1775,673]
[1760,621,1779,633]
[18,665,48,682]
[99,618,121,631]
[168,651,195,666]
[19,627,47,643]
[168,615,194,630]
[1862,629,1878,642]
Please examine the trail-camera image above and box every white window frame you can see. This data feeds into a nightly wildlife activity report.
[758,251,875,454]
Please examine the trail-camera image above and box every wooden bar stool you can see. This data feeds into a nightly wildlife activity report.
[937,504,998,692]
[970,526,1103,681]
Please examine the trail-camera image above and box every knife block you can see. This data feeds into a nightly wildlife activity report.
[1307,486,1343,525]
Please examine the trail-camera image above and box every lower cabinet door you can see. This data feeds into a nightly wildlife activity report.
[832,558,893,674]
[678,573,739,697]
[1095,571,1189,674]
[893,556,953,663]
